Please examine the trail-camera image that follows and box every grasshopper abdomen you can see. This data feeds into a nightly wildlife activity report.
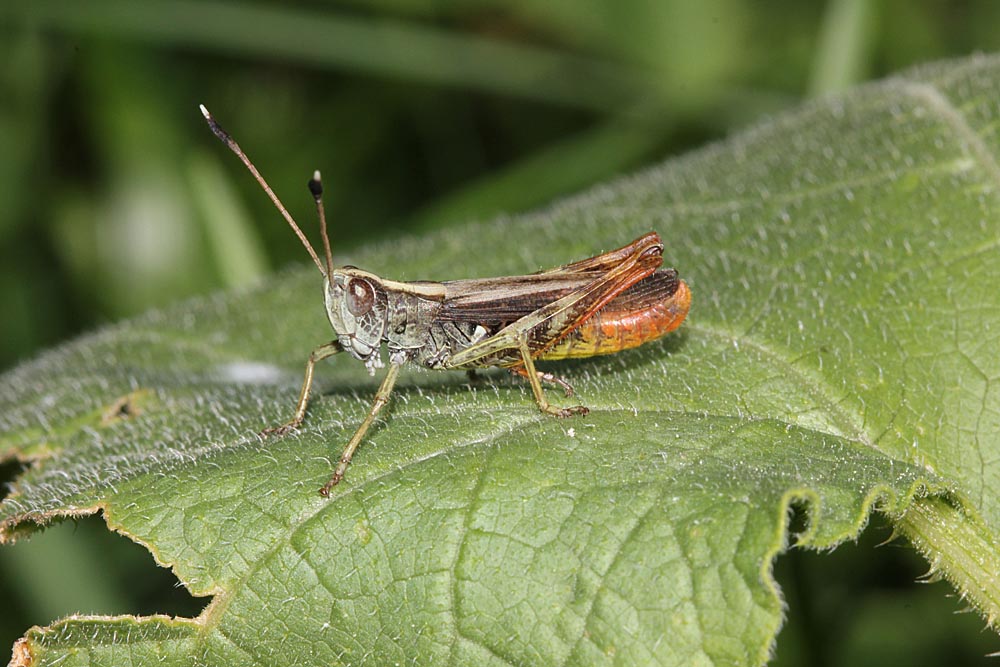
[541,271,691,360]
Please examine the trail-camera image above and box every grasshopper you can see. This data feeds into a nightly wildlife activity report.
[200,105,691,496]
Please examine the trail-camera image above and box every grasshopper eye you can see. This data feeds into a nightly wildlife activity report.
[346,278,375,316]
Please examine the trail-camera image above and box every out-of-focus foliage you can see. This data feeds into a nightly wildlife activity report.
[2,1,1000,665]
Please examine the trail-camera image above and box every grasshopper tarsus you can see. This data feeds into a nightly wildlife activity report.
[319,462,349,496]
[260,422,300,438]
[546,404,589,418]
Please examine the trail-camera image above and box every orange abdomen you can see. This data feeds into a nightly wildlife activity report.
[540,279,691,360]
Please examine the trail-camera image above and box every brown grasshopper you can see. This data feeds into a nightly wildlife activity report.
[200,105,691,496]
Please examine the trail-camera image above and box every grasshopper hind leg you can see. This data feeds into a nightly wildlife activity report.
[516,337,589,418]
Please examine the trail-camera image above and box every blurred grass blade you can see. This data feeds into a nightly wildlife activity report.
[187,151,270,287]
[410,113,676,230]
[4,0,654,111]
[808,0,878,94]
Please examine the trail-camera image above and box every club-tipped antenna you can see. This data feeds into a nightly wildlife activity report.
[308,171,335,277]
[199,104,327,277]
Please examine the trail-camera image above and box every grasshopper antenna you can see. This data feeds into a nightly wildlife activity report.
[308,171,335,277]
[199,104,327,277]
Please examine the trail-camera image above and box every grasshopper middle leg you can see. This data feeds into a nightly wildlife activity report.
[320,362,402,496]
[509,366,576,397]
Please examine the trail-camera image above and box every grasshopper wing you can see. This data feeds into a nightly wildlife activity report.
[536,231,663,275]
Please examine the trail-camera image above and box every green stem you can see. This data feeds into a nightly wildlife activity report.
[897,496,1000,628]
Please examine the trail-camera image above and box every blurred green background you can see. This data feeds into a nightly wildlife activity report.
[2,0,1000,664]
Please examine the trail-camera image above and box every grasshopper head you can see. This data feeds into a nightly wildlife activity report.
[325,267,389,373]
[199,107,388,373]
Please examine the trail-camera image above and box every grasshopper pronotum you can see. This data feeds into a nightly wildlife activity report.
[201,106,691,495]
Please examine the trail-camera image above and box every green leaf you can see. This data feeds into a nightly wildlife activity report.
[4,53,1000,665]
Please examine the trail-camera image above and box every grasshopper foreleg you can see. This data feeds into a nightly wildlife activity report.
[516,336,589,418]
[261,340,343,437]
[320,362,402,496]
